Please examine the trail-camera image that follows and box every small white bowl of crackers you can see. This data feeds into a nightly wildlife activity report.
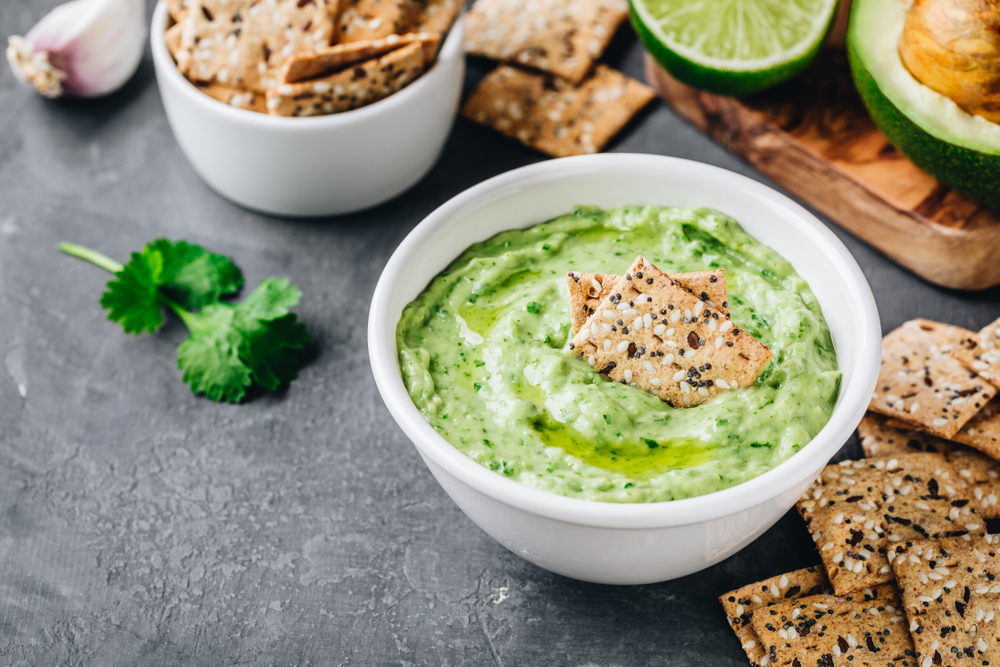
[721,317,1000,667]
[151,0,463,216]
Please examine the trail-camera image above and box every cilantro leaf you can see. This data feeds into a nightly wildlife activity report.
[100,239,243,334]
[100,252,163,334]
[176,305,253,402]
[233,276,301,321]
[61,241,308,403]
[176,278,309,402]
[151,239,244,310]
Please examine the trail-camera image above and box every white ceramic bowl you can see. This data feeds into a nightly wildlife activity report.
[369,154,881,585]
[150,1,464,217]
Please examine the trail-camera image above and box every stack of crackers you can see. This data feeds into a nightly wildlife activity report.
[164,0,460,116]
[720,316,1000,667]
[565,256,772,407]
[460,0,656,157]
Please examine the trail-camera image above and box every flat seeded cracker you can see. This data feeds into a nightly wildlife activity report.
[461,65,655,158]
[568,256,771,408]
[408,0,461,34]
[720,567,830,666]
[952,397,1000,459]
[280,31,438,82]
[860,412,1000,519]
[166,21,185,60]
[888,534,1000,667]
[870,320,997,439]
[177,0,337,91]
[336,0,410,42]
[265,40,427,116]
[859,412,956,458]
[566,269,728,334]
[167,0,189,20]
[195,81,268,112]
[954,317,1000,387]
[798,454,979,595]
[750,583,914,667]
[463,0,628,82]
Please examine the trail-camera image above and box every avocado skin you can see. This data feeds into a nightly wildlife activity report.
[630,1,829,97]
[847,37,1000,209]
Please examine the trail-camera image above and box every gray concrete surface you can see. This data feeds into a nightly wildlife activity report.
[1,1,999,665]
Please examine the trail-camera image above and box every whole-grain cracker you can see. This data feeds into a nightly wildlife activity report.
[951,398,1000,458]
[408,0,460,34]
[566,269,728,334]
[859,412,955,458]
[194,81,268,112]
[281,31,438,82]
[870,319,997,439]
[860,412,1000,519]
[335,0,412,42]
[750,583,914,667]
[265,39,426,116]
[954,317,1000,387]
[177,0,337,91]
[167,0,189,21]
[568,256,771,408]
[166,20,185,61]
[463,0,628,82]
[461,64,655,158]
[798,454,979,595]
[719,567,830,666]
[888,533,1000,667]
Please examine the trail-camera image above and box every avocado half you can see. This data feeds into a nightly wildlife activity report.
[847,0,1000,209]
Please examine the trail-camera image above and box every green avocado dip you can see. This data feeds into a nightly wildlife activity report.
[396,205,840,503]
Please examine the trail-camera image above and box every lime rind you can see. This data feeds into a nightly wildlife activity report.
[632,0,839,96]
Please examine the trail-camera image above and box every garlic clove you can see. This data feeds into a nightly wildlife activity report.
[6,0,146,99]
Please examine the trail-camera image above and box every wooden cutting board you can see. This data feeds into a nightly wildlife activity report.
[644,50,1000,291]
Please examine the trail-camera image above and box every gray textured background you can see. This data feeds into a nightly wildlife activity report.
[2,0,999,665]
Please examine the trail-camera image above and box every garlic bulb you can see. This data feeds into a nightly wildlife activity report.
[6,0,145,98]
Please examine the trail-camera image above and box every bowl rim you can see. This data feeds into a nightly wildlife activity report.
[150,0,465,130]
[368,154,882,530]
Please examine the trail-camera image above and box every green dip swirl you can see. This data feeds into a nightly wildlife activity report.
[396,205,840,503]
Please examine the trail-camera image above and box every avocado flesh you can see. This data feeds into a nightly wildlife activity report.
[847,0,1000,208]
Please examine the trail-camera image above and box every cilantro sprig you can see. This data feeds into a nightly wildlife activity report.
[60,240,309,403]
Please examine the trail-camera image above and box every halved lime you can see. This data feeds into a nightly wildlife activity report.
[631,0,840,96]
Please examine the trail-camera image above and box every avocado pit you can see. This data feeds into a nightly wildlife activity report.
[898,0,1000,124]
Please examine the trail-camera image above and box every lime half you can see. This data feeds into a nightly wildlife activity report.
[631,0,840,96]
